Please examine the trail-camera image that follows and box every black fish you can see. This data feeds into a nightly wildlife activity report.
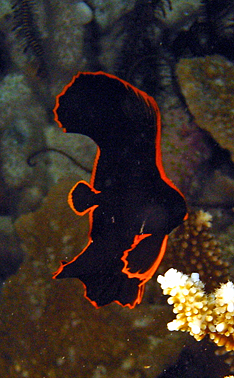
[53,72,187,308]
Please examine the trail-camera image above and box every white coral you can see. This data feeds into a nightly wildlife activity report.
[157,268,188,290]
[157,268,211,340]
[215,282,234,312]
[158,269,234,351]
[194,210,212,229]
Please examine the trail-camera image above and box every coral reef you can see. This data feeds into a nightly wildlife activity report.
[154,0,202,32]
[160,110,212,196]
[175,54,234,206]
[0,1,234,377]
[156,210,234,373]
[163,210,230,292]
[2,1,94,99]
[157,268,234,352]
[174,55,234,206]
[1,1,233,213]
[176,55,234,162]
[44,125,95,184]
[160,55,234,206]
[0,179,188,378]
[90,0,136,30]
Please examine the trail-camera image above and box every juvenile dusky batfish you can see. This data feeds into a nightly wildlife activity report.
[53,72,187,308]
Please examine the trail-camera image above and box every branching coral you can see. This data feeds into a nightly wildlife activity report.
[164,210,230,292]
[157,268,234,352]
[210,282,234,350]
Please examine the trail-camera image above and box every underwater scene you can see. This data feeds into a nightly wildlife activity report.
[0,0,234,377]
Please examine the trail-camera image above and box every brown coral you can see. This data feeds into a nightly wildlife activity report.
[176,55,234,161]
[164,210,230,292]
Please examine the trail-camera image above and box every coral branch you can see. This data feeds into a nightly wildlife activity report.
[157,268,234,352]
[165,210,230,292]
